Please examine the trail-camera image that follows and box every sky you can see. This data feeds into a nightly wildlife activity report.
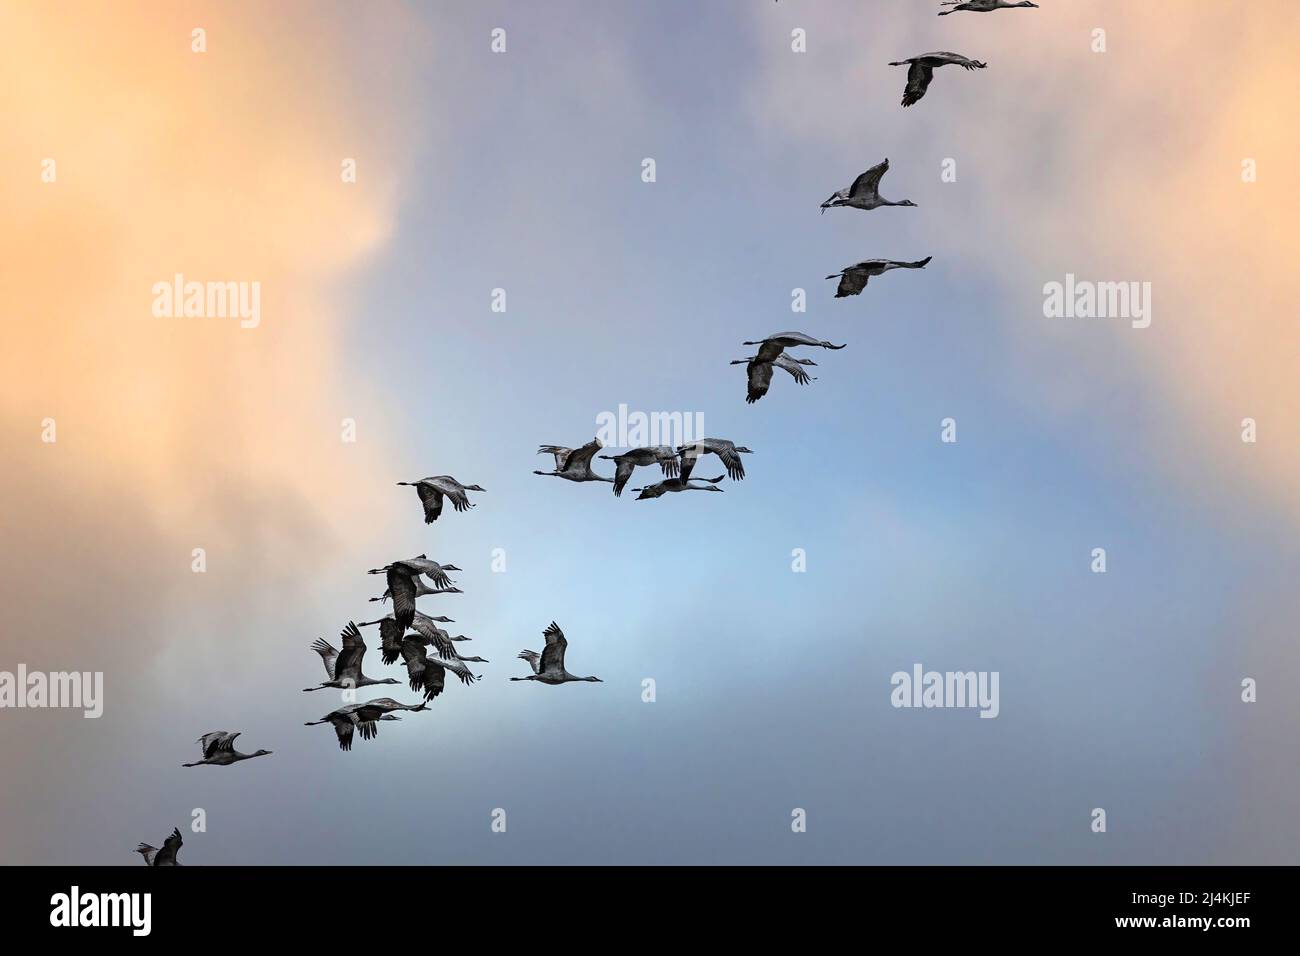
[1,0,1298,865]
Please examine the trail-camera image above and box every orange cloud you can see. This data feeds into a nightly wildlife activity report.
[0,2,427,666]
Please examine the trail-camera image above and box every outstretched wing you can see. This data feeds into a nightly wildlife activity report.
[677,440,710,482]
[835,269,869,297]
[310,638,339,680]
[655,448,680,477]
[539,621,568,674]
[355,717,381,742]
[716,445,746,481]
[377,617,407,665]
[388,567,417,632]
[882,256,932,271]
[414,483,443,523]
[410,615,457,659]
[774,354,814,386]
[419,562,454,590]
[154,828,183,866]
[435,653,478,687]
[518,649,542,674]
[564,439,603,473]
[746,360,773,404]
[902,61,934,107]
[419,661,447,701]
[538,445,572,470]
[401,641,436,697]
[351,704,390,738]
[332,716,355,751]
[334,621,367,680]
[428,476,472,513]
[612,458,635,497]
[926,51,984,69]
[198,731,232,759]
[754,339,785,364]
[848,159,889,200]
[136,843,157,866]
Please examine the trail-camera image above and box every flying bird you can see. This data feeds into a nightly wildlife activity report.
[888,52,986,107]
[366,556,460,632]
[304,698,428,751]
[511,622,602,684]
[826,257,931,298]
[821,159,916,214]
[676,437,753,481]
[303,621,399,692]
[137,828,183,866]
[359,612,456,663]
[730,353,816,403]
[399,639,481,702]
[598,446,681,497]
[395,476,485,523]
[735,334,842,403]
[939,0,1037,14]
[182,732,272,767]
[534,438,613,483]
[633,475,727,499]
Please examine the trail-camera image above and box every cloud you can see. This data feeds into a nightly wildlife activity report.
[0,1,428,852]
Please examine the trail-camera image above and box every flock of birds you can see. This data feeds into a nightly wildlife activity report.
[534,436,757,497]
[757,0,1041,407]
[136,0,1040,864]
[139,475,605,864]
